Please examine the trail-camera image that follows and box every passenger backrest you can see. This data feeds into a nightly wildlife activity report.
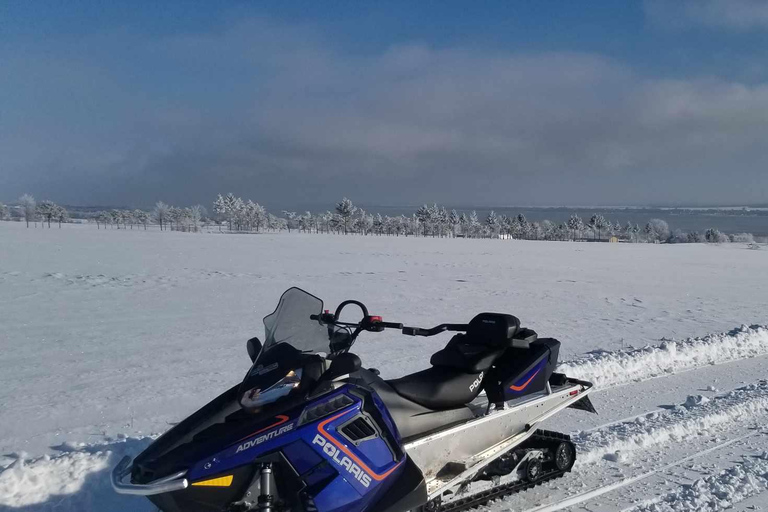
[466,313,520,347]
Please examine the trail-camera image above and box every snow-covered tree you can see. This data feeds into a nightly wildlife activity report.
[335,198,357,235]
[646,219,670,243]
[414,205,430,236]
[35,200,59,228]
[643,222,653,242]
[213,193,241,231]
[358,211,373,235]
[540,219,555,240]
[468,211,480,238]
[589,214,607,240]
[485,211,499,237]
[705,228,728,243]
[115,211,124,229]
[567,214,584,241]
[134,210,150,230]
[556,223,569,241]
[54,204,68,228]
[448,209,459,237]
[622,221,633,241]
[189,205,204,232]
[96,211,110,229]
[731,233,755,244]
[19,194,36,228]
[153,202,170,231]
[213,194,227,228]
[125,210,137,229]
[0,202,9,221]
[373,213,384,235]
[282,211,297,233]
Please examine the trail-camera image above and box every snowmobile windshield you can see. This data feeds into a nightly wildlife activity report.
[259,287,329,360]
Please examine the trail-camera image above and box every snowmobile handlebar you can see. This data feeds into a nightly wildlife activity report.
[311,311,467,337]
[401,323,469,337]
[311,299,471,340]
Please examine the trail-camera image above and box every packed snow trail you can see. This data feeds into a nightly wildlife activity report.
[491,378,768,511]
[559,324,768,389]
[574,380,768,464]
[627,452,768,512]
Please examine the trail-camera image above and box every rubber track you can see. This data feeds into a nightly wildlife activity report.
[434,430,572,512]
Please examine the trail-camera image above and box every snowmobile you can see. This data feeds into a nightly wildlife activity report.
[112,287,596,512]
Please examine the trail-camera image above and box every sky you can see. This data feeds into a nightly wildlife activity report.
[2,0,768,210]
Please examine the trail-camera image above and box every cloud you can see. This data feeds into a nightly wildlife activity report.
[2,17,768,208]
[645,0,768,31]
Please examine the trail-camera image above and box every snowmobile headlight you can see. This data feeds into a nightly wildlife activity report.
[241,369,303,409]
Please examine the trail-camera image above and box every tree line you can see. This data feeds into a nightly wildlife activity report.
[0,193,757,245]
[0,194,70,228]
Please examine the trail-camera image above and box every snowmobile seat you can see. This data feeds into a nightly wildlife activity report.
[386,366,485,410]
[386,313,524,409]
[429,313,521,373]
[429,334,505,373]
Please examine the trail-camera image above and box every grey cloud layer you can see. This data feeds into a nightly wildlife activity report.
[2,18,767,208]
[646,0,768,31]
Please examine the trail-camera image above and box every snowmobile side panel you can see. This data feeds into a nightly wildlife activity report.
[366,456,427,512]
[355,369,476,441]
[485,338,560,404]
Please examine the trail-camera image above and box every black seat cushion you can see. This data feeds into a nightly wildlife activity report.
[430,334,504,373]
[386,366,484,409]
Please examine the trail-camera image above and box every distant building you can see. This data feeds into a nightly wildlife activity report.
[609,236,619,243]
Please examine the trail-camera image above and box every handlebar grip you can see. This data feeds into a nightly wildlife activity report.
[310,314,319,320]
[402,327,427,336]
[379,321,403,329]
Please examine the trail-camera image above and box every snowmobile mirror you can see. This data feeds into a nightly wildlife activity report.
[246,337,262,362]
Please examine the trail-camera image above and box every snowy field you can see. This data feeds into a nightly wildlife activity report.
[1,221,767,511]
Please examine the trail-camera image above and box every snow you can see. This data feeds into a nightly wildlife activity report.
[630,454,768,511]
[0,439,153,511]
[0,221,767,510]
[574,380,768,465]
[560,325,768,388]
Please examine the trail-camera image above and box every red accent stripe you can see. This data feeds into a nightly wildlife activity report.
[236,414,290,442]
[509,368,541,392]
[317,410,402,481]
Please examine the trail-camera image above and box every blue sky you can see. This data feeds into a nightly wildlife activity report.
[2,1,768,208]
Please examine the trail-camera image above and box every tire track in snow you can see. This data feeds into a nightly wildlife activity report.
[508,380,768,512]
[558,325,768,389]
[519,432,760,512]
[625,452,768,512]
[574,380,768,465]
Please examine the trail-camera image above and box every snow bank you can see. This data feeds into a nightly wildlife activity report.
[631,453,768,511]
[0,438,153,511]
[574,380,768,465]
[559,325,768,388]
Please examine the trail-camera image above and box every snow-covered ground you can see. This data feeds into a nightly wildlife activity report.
[0,221,766,511]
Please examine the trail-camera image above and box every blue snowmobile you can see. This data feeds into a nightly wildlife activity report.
[112,287,595,512]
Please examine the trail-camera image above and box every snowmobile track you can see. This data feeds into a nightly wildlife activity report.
[433,430,572,512]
